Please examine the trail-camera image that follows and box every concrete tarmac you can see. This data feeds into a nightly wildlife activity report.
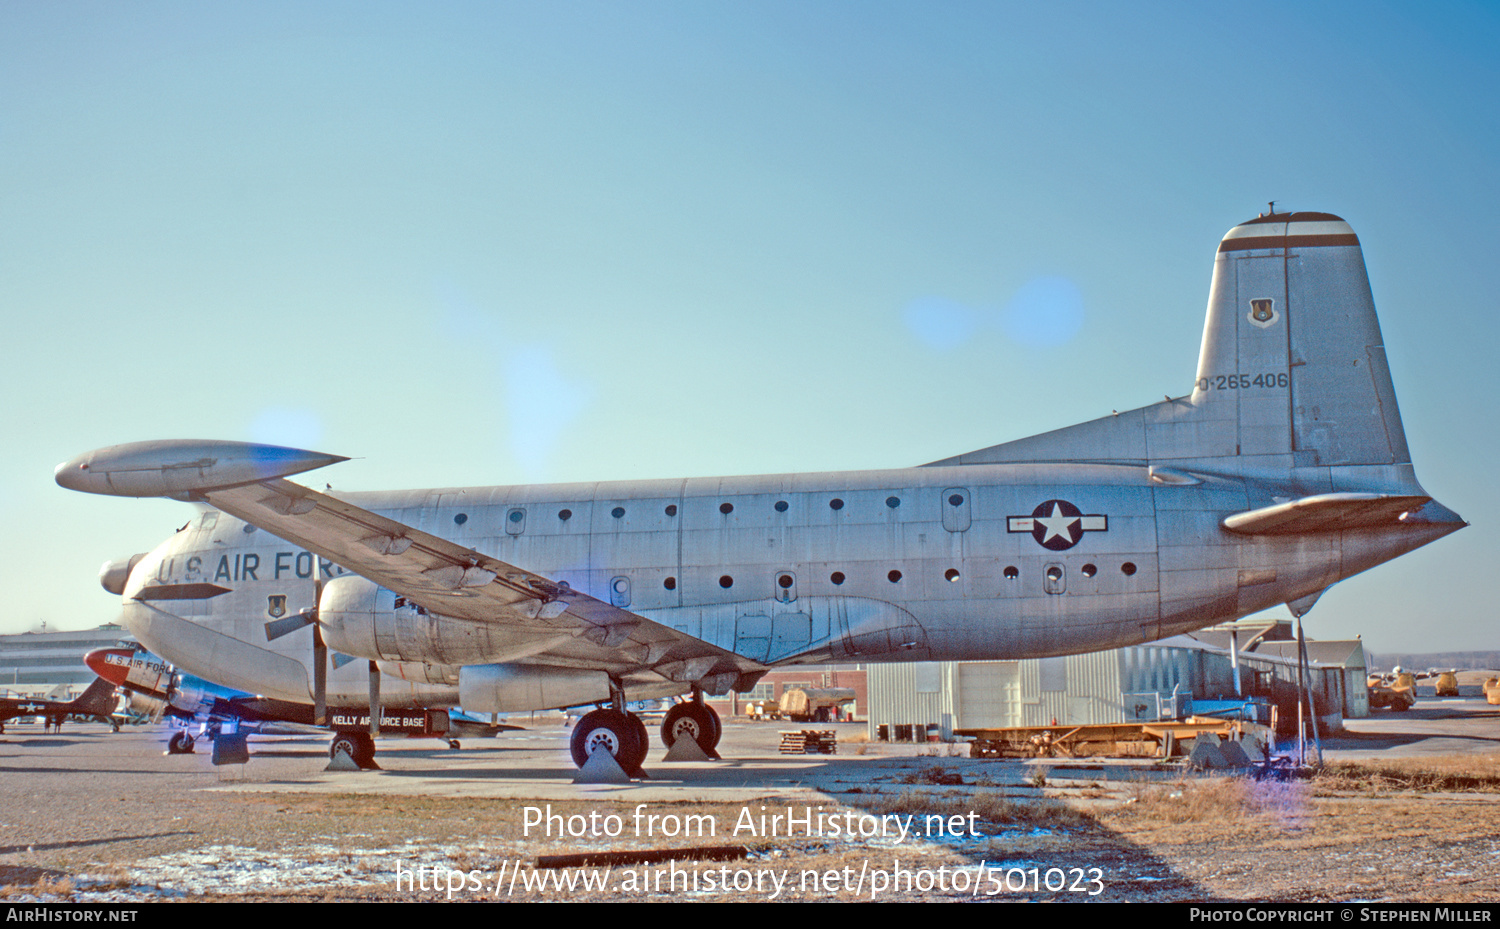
[3,696,1496,803]
[2,702,1498,901]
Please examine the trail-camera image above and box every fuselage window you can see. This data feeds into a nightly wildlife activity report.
[1004,566,1019,579]
[454,513,468,525]
[1121,562,1137,576]
[558,508,572,521]
[888,569,902,583]
[612,506,626,519]
[944,568,960,582]
[829,498,844,510]
[830,571,845,585]
[1081,563,1097,577]
[665,504,678,517]
[664,576,677,590]
[886,496,900,509]
[774,500,789,512]
[719,575,734,588]
[720,502,734,514]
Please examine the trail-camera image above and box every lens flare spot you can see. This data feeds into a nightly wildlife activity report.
[1000,276,1084,347]
[902,296,980,351]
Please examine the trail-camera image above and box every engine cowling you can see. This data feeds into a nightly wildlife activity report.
[317,576,567,666]
[168,674,207,714]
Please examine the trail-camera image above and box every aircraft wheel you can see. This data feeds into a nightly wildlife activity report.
[661,701,721,753]
[330,732,358,763]
[167,731,195,754]
[569,709,647,772]
[631,713,648,756]
[331,732,377,768]
[448,739,461,750]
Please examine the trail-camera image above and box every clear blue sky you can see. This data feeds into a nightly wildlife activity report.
[2,1,1495,656]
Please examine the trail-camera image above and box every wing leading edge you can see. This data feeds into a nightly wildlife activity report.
[199,478,764,693]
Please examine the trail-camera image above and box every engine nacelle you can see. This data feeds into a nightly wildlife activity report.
[318,576,566,666]
[168,674,207,714]
[458,664,609,714]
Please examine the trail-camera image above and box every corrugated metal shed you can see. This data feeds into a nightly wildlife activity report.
[868,636,1362,740]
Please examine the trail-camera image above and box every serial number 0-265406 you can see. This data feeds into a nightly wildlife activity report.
[1197,372,1288,391]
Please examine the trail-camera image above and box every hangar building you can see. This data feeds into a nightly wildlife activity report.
[867,619,1364,740]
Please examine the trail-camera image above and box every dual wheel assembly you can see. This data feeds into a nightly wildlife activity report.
[569,701,721,773]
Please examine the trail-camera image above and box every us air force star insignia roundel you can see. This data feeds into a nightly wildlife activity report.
[1007,499,1108,551]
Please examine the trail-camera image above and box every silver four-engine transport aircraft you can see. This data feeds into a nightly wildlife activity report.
[56,209,1466,773]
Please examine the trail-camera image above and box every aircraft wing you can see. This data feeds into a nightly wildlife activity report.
[197,478,763,693]
[1222,493,1432,535]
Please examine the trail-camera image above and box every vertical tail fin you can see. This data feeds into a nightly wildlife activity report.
[1192,211,1409,466]
[68,677,121,717]
[925,209,1415,473]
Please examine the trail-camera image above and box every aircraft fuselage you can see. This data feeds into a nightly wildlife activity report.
[117,457,1446,710]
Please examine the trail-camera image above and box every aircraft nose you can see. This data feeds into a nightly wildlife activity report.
[54,453,93,492]
[84,649,133,686]
[100,554,147,596]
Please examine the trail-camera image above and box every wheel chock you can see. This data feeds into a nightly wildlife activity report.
[573,747,634,784]
[663,737,712,762]
[325,745,363,772]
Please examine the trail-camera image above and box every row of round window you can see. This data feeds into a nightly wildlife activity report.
[461,494,967,525]
[659,561,1138,590]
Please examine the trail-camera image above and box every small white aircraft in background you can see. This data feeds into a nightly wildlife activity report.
[85,646,456,763]
[57,209,1464,773]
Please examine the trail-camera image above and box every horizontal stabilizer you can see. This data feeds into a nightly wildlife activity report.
[1222,493,1431,535]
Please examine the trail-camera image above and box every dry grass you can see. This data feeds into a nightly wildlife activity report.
[898,764,965,786]
[1313,755,1500,793]
[1117,775,1310,827]
[0,875,75,899]
[869,789,1092,832]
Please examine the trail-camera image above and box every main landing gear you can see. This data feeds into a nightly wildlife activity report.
[569,694,723,773]
[166,730,196,754]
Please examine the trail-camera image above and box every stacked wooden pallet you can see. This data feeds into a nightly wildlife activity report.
[779,730,837,754]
